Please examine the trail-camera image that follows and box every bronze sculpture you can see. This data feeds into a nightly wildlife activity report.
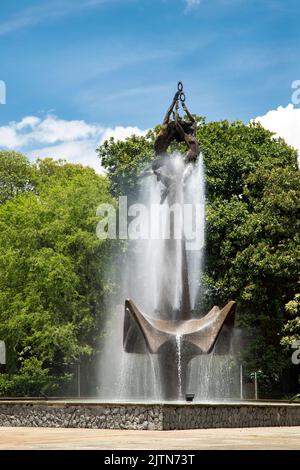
[153,89,181,158]
[174,98,199,164]
[123,83,236,400]
[153,82,199,164]
[149,83,200,203]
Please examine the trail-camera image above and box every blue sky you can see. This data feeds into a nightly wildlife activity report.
[0,0,300,170]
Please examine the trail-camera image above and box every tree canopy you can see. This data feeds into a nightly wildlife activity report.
[0,153,114,396]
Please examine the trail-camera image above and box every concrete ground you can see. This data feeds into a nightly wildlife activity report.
[0,426,299,450]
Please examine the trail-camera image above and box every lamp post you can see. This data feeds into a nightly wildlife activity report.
[254,371,258,400]
[240,363,243,400]
[0,341,6,366]
[77,362,81,398]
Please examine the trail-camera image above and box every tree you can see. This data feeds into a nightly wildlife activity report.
[201,122,299,391]
[0,157,114,396]
[97,119,300,394]
[0,151,36,205]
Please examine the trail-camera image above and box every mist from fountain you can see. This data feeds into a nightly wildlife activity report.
[176,333,183,399]
[125,152,205,320]
[97,152,236,401]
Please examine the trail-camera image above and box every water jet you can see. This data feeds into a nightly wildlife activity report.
[123,83,236,400]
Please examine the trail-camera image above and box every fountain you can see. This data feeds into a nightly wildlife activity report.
[1,84,300,431]
[123,83,236,400]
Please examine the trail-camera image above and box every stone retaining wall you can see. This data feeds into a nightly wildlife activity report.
[164,404,300,429]
[0,401,299,430]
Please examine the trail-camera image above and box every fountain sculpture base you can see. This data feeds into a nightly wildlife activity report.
[123,299,236,399]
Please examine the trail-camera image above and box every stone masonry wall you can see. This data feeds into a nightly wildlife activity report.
[0,403,164,430]
[163,404,300,429]
[0,401,299,430]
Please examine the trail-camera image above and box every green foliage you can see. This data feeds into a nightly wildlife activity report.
[97,132,154,200]
[200,122,299,387]
[98,119,300,393]
[0,154,114,396]
[0,151,36,204]
[290,394,300,402]
[0,358,69,397]
[281,291,300,350]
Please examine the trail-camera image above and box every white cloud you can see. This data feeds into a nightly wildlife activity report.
[0,115,101,149]
[0,127,20,149]
[255,104,300,164]
[100,126,147,142]
[185,0,201,10]
[0,114,148,173]
[29,140,104,174]
[14,116,41,131]
[30,116,99,144]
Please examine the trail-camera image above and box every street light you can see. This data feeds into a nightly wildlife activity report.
[0,341,6,366]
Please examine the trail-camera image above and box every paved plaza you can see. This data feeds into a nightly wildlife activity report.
[0,426,299,450]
